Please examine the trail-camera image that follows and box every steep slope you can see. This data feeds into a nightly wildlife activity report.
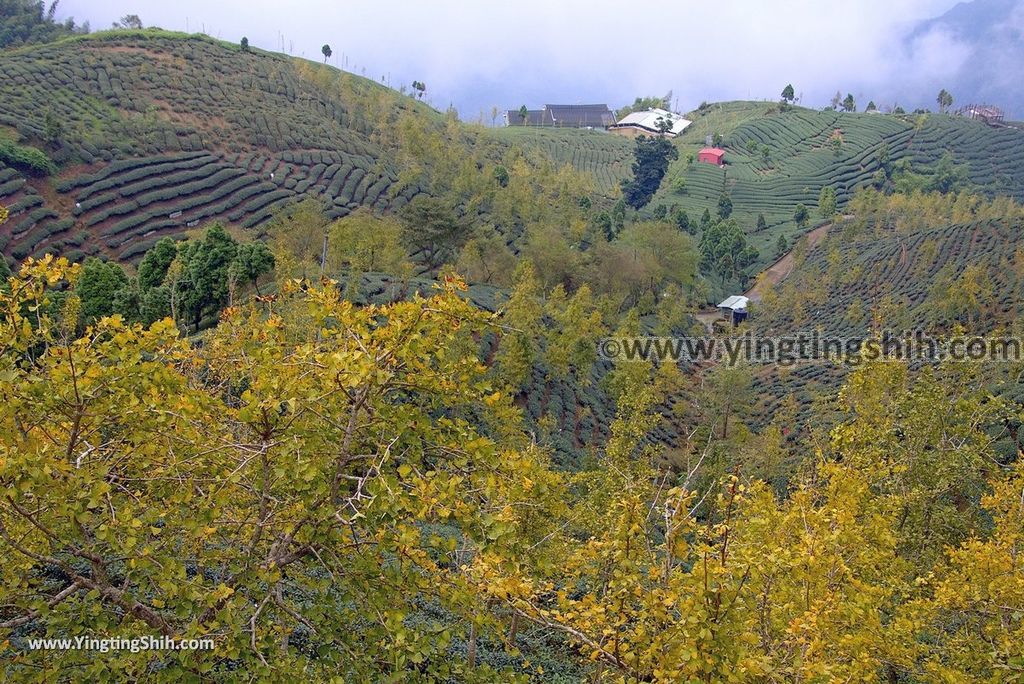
[485,125,632,193]
[6,27,1024,278]
[746,194,1024,427]
[0,29,441,263]
[484,101,1024,279]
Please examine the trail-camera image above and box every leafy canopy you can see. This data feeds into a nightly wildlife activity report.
[621,136,678,210]
[1,258,1023,682]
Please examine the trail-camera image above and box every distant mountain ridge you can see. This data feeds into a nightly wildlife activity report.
[907,0,1024,117]
[911,0,1019,42]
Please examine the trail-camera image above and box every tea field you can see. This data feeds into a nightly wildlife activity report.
[0,30,432,263]
[658,102,1024,268]
[745,212,1024,426]
[3,32,1024,281]
[486,126,632,193]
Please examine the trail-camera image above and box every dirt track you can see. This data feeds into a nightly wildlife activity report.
[745,223,831,302]
[694,222,832,331]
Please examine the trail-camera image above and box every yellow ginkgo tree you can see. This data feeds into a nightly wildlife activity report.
[2,256,1022,683]
[0,258,564,681]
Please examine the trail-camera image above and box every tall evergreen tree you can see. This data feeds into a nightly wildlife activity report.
[176,224,239,330]
[76,257,128,325]
[621,136,678,210]
[137,237,178,289]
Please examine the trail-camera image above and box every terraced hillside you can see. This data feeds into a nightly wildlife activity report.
[482,101,1024,275]
[746,198,1024,425]
[0,30,436,264]
[486,126,632,193]
[758,221,1023,335]
[50,148,415,261]
[658,101,1024,268]
[5,28,1023,279]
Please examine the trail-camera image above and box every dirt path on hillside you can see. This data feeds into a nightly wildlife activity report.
[693,222,832,331]
[745,222,831,303]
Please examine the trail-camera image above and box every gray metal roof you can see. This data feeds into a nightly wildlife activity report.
[505,104,614,127]
[717,295,750,310]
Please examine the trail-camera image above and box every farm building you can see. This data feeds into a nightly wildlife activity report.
[698,147,726,166]
[718,295,749,326]
[506,109,547,126]
[504,104,614,128]
[608,108,692,138]
[958,104,1005,126]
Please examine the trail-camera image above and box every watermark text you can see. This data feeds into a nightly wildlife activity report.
[26,635,214,653]
[598,331,1023,366]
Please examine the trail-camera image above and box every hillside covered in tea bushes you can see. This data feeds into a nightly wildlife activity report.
[4,30,1024,276]
[645,101,1024,269]
[0,29,488,264]
[4,9,1024,681]
[745,189,1024,430]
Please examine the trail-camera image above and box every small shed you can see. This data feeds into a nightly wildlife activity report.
[698,147,725,166]
[717,295,749,326]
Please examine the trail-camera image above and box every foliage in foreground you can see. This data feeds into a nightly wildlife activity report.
[1,258,1022,682]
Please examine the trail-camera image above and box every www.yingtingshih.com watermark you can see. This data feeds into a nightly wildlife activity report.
[598,331,1024,366]
[26,635,214,653]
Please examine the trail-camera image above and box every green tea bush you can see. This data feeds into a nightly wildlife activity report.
[0,138,55,176]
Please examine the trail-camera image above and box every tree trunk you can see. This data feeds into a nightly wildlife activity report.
[467,622,478,669]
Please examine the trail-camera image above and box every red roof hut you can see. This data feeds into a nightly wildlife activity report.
[697,147,725,166]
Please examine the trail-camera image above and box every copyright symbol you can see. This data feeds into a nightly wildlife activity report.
[599,339,621,359]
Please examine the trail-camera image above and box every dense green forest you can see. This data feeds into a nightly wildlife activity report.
[2,4,1024,682]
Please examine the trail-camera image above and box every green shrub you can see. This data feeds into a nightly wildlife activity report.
[76,154,216,199]
[0,138,55,176]
[0,178,26,196]
[7,194,43,213]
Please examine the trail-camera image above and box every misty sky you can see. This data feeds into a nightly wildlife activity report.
[57,0,1010,119]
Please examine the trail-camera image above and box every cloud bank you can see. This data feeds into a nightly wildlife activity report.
[58,0,1019,117]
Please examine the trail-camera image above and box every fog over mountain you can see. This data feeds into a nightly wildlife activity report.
[58,0,1022,118]
[899,0,1024,116]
